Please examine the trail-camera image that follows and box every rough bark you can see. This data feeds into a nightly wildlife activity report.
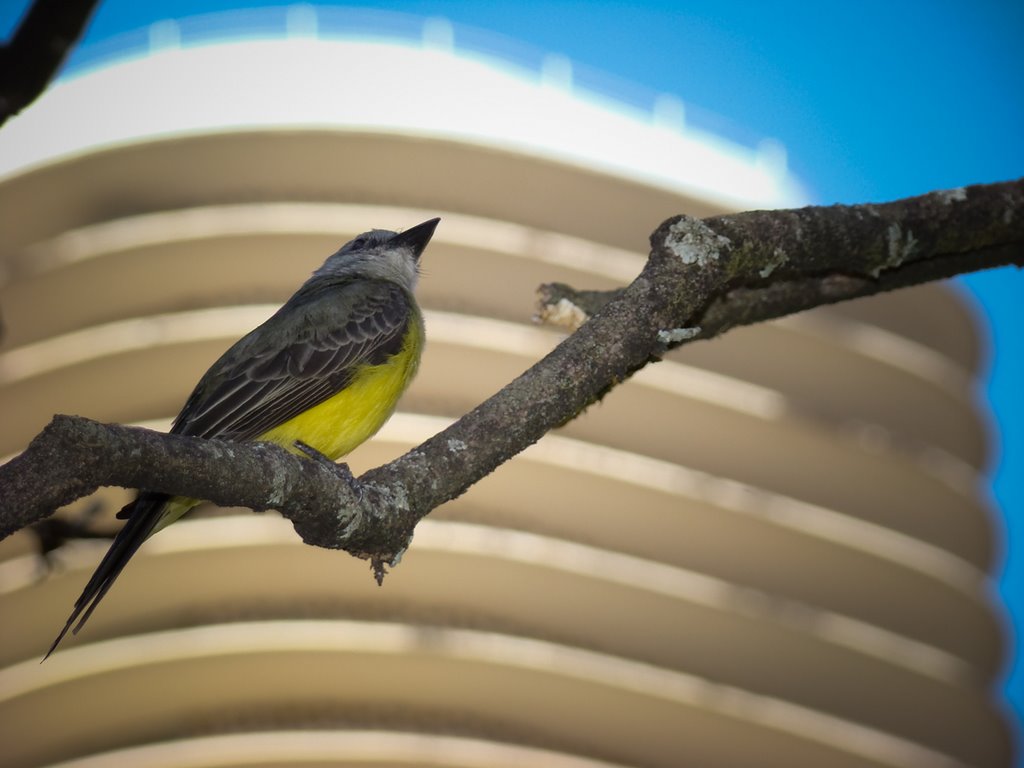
[1,179,1022,572]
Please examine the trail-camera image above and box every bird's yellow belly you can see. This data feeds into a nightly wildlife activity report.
[258,324,422,460]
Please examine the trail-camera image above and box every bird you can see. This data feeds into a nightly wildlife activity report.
[45,217,440,659]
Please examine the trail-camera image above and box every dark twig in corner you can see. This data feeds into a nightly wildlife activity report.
[0,0,102,127]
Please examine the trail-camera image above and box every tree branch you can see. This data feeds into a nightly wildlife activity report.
[0,0,101,127]
[2,179,1022,571]
[539,180,1024,336]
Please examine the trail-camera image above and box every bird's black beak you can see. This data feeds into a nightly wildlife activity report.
[390,217,440,260]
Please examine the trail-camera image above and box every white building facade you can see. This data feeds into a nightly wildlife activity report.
[0,9,1010,767]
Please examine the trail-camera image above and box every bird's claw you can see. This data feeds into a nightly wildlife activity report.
[294,440,361,497]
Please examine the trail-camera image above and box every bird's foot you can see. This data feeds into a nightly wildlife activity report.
[294,440,361,497]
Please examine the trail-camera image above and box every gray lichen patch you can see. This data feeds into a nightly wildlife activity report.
[657,327,702,344]
[874,223,919,277]
[667,217,732,267]
[937,187,967,204]
[759,247,789,278]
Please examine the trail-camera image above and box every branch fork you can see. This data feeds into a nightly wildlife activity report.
[2,180,1022,566]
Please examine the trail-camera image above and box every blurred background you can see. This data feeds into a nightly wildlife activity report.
[0,2,1021,766]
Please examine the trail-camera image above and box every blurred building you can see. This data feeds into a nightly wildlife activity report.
[0,8,1011,768]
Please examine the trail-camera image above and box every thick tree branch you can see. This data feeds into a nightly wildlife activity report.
[539,180,1024,335]
[539,241,1020,337]
[2,179,1022,571]
[0,0,101,127]
[0,418,364,544]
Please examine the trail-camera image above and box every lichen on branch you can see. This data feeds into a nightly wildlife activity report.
[1,179,1022,561]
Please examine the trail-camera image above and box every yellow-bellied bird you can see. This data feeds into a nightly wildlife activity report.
[46,217,440,658]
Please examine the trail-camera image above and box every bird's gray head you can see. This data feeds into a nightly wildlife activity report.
[313,217,440,292]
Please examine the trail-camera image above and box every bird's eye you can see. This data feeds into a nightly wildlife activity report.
[350,236,368,250]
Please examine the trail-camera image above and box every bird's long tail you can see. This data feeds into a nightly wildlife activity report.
[44,493,171,660]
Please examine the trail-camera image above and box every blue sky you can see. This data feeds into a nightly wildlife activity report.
[4,0,1023,730]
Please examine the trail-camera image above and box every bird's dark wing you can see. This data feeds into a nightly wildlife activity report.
[46,281,413,659]
[172,279,412,441]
